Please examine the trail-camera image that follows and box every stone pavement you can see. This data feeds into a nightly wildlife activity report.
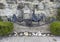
[54,37,60,42]
[14,23,50,33]
[0,36,57,42]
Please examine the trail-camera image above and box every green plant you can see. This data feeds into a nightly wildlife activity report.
[0,17,3,21]
[50,21,60,36]
[0,22,14,36]
[56,8,60,20]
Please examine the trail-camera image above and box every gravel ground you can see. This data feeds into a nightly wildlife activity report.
[0,36,57,42]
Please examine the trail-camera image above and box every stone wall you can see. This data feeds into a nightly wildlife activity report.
[0,0,58,17]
